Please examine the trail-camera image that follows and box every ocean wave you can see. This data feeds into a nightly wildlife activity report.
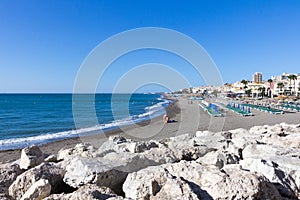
[0,97,171,151]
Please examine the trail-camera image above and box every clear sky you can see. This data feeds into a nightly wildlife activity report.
[0,0,299,93]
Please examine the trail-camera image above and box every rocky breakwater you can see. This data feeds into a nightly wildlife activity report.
[1,122,300,199]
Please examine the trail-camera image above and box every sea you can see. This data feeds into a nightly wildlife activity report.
[0,93,170,150]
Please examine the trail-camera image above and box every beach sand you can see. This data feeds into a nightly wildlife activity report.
[0,98,299,164]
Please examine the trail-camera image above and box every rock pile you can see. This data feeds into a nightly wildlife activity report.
[1,122,300,199]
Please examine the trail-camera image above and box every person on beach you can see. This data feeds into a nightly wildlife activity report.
[163,114,176,123]
[163,114,169,123]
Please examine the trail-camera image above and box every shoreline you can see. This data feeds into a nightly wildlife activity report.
[1,97,300,164]
[0,99,180,164]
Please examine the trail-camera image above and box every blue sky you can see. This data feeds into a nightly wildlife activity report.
[0,0,299,93]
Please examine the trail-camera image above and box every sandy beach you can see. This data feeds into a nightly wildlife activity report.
[1,97,299,164]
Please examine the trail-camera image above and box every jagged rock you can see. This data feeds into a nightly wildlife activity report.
[20,179,51,200]
[218,165,282,200]
[193,131,226,150]
[249,125,268,135]
[241,142,300,197]
[44,184,119,200]
[261,132,300,149]
[242,144,300,160]
[63,156,128,195]
[161,133,218,161]
[96,137,137,156]
[240,158,300,199]
[123,164,200,199]
[0,163,23,195]
[196,151,224,168]
[140,144,178,163]
[134,141,159,153]
[20,145,44,170]
[57,143,96,161]
[9,163,67,200]
[123,160,281,200]
[63,149,175,195]
[95,136,160,156]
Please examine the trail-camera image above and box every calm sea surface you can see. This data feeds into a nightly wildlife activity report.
[0,93,168,150]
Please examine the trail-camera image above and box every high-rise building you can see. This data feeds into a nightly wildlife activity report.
[253,72,262,83]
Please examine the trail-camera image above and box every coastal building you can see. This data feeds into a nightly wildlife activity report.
[271,72,299,96]
[253,72,262,83]
[190,72,299,98]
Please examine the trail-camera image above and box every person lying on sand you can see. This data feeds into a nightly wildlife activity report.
[163,114,176,123]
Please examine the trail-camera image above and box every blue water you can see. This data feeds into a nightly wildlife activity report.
[0,94,169,150]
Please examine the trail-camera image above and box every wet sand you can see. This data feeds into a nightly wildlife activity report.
[1,98,299,164]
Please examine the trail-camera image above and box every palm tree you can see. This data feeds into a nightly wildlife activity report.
[292,75,297,95]
[241,79,248,89]
[258,87,266,98]
[245,89,252,97]
[267,79,273,97]
[288,74,297,95]
[277,82,284,95]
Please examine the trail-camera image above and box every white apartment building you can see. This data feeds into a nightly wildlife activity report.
[271,73,299,96]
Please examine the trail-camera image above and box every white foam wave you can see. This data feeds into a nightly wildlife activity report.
[0,98,171,151]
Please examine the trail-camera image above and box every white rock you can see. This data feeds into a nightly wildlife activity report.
[20,179,51,200]
[123,160,281,199]
[57,143,96,161]
[20,145,44,170]
[240,157,300,198]
[163,133,217,161]
[97,137,160,155]
[9,163,65,200]
[249,125,268,135]
[196,151,224,168]
[123,164,199,199]
[63,156,128,194]
[242,144,299,160]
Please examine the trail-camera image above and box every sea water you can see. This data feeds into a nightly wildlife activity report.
[0,93,169,150]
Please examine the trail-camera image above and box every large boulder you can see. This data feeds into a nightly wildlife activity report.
[63,151,167,195]
[196,150,240,169]
[240,158,300,199]
[123,164,200,199]
[160,133,218,161]
[123,160,281,200]
[63,156,127,195]
[20,179,51,200]
[9,163,67,200]
[20,145,44,170]
[248,123,300,149]
[139,144,178,164]
[0,163,23,195]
